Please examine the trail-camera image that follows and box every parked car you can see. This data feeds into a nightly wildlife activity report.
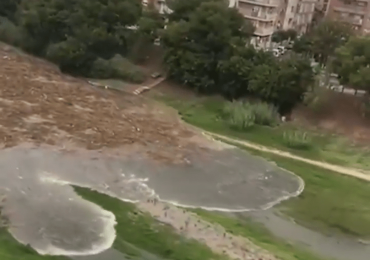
[272,49,280,57]
[277,46,286,54]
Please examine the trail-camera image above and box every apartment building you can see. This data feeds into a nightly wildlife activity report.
[316,0,330,14]
[236,0,282,48]
[144,0,318,49]
[236,0,316,48]
[327,0,370,33]
[278,0,316,34]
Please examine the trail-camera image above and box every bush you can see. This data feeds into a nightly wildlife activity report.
[109,55,146,83]
[282,130,312,150]
[90,58,116,79]
[303,86,330,113]
[222,101,279,130]
[46,39,96,75]
[89,55,147,83]
[251,102,280,126]
[0,17,23,46]
[222,101,255,130]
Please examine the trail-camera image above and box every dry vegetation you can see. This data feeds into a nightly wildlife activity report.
[0,44,216,163]
[293,89,370,143]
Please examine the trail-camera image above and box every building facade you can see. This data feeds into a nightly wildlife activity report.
[236,0,282,48]
[144,0,318,49]
[326,0,370,33]
[277,0,316,34]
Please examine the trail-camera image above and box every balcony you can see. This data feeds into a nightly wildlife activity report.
[333,5,366,15]
[238,0,280,7]
[254,26,274,36]
[341,16,364,25]
[241,10,277,21]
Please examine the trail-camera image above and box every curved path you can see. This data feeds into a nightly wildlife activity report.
[206,132,370,182]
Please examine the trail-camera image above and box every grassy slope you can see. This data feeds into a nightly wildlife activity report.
[0,229,67,260]
[224,140,370,238]
[153,93,370,238]
[0,187,225,260]
[76,187,328,260]
[74,187,226,260]
[192,209,326,260]
[158,95,370,171]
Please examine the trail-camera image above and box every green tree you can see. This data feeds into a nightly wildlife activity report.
[128,5,165,62]
[162,0,254,93]
[167,0,222,22]
[272,29,297,43]
[46,37,95,75]
[0,0,21,21]
[333,36,370,94]
[292,34,312,55]
[16,0,142,77]
[309,19,353,65]
[249,54,313,113]
[19,0,142,56]
[138,6,164,42]
[217,46,257,99]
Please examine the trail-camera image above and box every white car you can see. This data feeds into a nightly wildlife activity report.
[277,46,286,54]
[272,49,280,57]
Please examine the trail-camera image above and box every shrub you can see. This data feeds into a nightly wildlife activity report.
[251,102,280,126]
[46,39,96,75]
[0,17,23,46]
[303,85,329,113]
[282,130,312,150]
[109,55,147,83]
[222,101,255,130]
[222,101,279,130]
[89,55,147,83]
[90,58,116,79]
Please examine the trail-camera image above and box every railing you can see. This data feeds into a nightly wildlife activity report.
[239,0,280,7]
[254,26,274,36]
[334,5,366,14]
[241,10,277,21]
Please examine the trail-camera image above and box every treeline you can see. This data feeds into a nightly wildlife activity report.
[292,19,370,95]
[7,0,367,115]
[162,0,314,114]
[0,0,163,83]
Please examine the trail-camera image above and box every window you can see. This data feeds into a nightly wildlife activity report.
[291,6,295,12]
[288,18,293,24]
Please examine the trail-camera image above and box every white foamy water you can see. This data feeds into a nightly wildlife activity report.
[0,145,303,256]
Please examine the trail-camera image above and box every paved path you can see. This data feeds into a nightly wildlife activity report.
[204,132,370,182]
[132,77,165,95]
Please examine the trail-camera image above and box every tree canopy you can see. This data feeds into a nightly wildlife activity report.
[294,19,353,65]
[19,0,142,58]
[0,0,21,21]
[162,0,255,94]
[162,0,313,113]
[333,36,370,94]
[272,29,297,43]
[1,0,315,113]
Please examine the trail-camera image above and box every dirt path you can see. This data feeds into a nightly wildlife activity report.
[139,200,277,260]
[205,132,370,182]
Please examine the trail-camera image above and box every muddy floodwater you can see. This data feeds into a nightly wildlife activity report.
[0,144,302,256]
[242,209,370,260]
